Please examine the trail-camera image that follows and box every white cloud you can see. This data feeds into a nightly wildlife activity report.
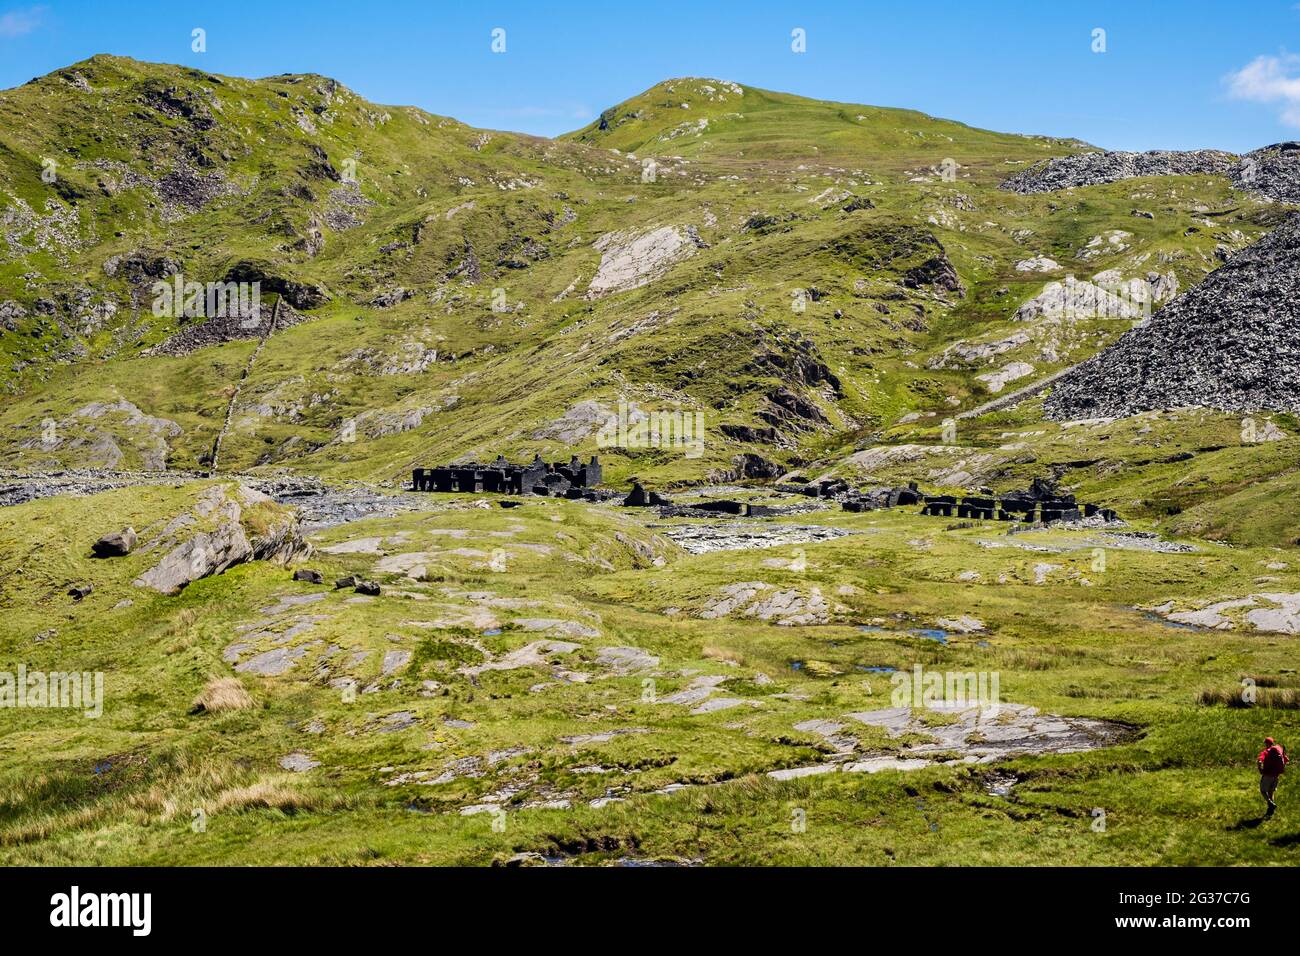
[1225,54,1300,127]
[0,5,45,38]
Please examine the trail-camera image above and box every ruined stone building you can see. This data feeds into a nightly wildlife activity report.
[917,478,1116,522]
[413,454,602,496]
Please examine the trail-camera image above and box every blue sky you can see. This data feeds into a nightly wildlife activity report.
[1,1,1298,151]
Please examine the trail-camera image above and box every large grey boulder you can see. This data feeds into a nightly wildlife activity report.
[134,484,309,595]
[92,526,137,557]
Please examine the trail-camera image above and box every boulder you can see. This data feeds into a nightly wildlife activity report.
[68,583,93,600]
[133,484,308,595]
[354,580,381,596]
[293,568,324,584]
[92,527,137,557]
[334,575,358,590]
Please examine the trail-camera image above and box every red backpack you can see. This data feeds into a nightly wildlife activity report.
[1262,746,1288,775]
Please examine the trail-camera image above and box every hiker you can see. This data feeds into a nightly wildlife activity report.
[1258,737,1289,815]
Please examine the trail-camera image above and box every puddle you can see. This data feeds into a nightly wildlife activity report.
[984,771,1019,798]
[858,624,949,644]
[1141,611,1205,631]
[857,665,897,673]
[912,629,949,644]
[612,856,700,868]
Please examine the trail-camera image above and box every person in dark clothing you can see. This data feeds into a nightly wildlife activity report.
[1258,737,1289,816]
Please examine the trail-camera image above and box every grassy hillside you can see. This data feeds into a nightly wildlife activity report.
[0,61,1282,499]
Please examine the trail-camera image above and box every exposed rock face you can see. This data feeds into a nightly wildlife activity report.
[929,330,1031,368]
[976,361,1035,393]
[759,386,830,433]
[698,581,830,626]
[1045,213,1300,419]
[585,226,695,298]
[1015,256,1060,273]
[901,251,964,297]
[1013,273,1176,324]
[102,249,182,283]
[19,400,182,471]
[1000,149,1238,194]
[134,483,308,594]
[223,260,329,309]
[1152,591,1300,635]
[533,400,626,443]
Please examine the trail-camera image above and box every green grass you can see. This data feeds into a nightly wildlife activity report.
[2,481,1299,865]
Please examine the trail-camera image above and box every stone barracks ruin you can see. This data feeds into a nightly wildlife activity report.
[413,455,603,497]
[841,477,1116,523]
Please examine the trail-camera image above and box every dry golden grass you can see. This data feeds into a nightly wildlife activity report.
[703,645,744,666]
[191,677,255,714]
[213,776,319,813]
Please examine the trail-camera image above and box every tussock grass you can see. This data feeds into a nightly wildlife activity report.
[1197,687,1300,710]
[212,776,319,814]
[0,745,345,847]
[190,677,256,714]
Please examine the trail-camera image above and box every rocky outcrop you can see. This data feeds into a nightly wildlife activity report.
[1000,149,1238,194]
[1013,272,1177,324]
[697,581,832,626]
[976,361,1035,393]
[585,226,695,298]
[102,249,182,284]
[223,260,329,310]
[758,386,830,433]
[1152,591,1300,635]
[902,251,964,298]
[533,400,625,443]
[1015,256,1060,273]
[134,483,308,594]
[1045,213,1300,418]
[19,400,181,471]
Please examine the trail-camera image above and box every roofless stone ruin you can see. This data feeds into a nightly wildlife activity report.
[413,456,1113,525]
[413,454,602,498]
